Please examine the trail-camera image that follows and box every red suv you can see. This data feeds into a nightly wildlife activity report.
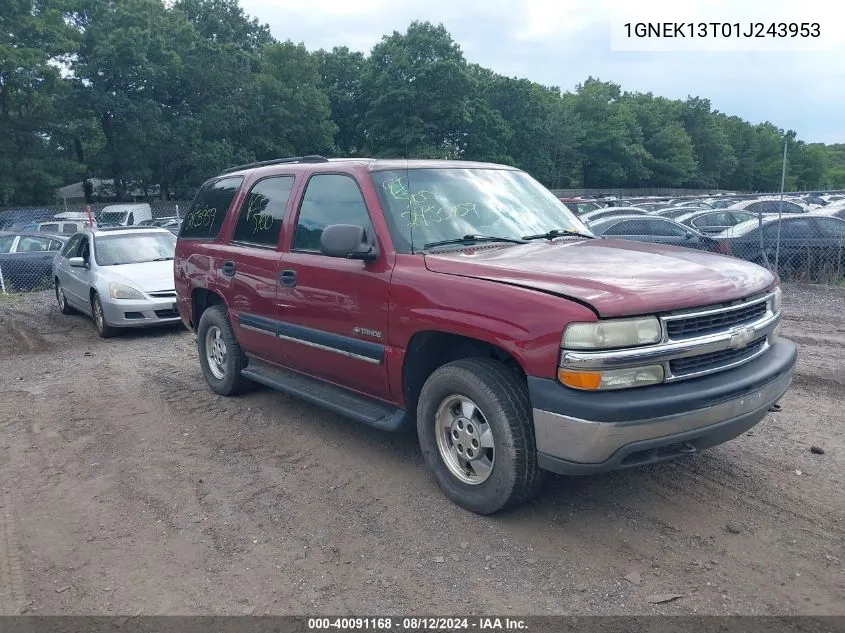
[174,156,796,514]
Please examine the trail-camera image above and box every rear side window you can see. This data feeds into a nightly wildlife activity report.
[180,176,244,239]
[813,218,845,238]
[0,235,15,253]
[232,176,295,247]
[294,174,374,252]
[16,236,53,252]
[39,223,59,232]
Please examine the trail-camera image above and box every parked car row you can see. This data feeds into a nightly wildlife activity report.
[562,192,845,274]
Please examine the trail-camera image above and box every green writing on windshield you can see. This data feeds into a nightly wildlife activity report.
[383,177,479,228]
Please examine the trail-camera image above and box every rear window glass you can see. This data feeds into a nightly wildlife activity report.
[180,176,244,239]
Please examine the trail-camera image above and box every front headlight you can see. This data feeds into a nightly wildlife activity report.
[771,286,782,314]
[562,316,662,350]
[109,283,145,300]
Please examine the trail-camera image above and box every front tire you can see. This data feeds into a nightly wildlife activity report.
[196,305,251,396]
[91,293,118,338]
[416,358,547,515]
[55,279,75,315]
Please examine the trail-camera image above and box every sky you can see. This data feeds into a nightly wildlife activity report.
[239,0,845,144]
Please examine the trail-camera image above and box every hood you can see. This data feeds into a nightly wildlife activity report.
[424,239,776,318]
[104,260,175,293]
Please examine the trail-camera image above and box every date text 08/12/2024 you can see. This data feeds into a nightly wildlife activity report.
[623,22,821,38]
[307,617,527,630]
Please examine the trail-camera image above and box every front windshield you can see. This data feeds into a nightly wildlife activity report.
[94,232,176,266]
[370,168,592,252]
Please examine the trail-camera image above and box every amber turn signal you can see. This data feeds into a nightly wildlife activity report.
[558,369,602,390]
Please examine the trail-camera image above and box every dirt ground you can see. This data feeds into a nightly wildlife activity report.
[0,283,843,617]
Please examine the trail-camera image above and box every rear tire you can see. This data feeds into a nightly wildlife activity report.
[416,358,547,515]
[196,305,251,396]
[55,279,75,315]
[91,293,118,338]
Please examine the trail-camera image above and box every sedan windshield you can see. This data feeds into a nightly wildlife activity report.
[94,232,176,266]
[370,168,592,252]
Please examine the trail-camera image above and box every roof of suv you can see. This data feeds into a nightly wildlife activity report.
[218,156,519,178]
[85,226,174,237]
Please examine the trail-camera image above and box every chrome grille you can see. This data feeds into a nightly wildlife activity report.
[669,338,766,377]
[149,290,177,298]
[666,301,767,340]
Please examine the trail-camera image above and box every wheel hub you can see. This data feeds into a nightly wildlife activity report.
[434,395,495,485]
[205,326,228,380]
[449,416,482,461]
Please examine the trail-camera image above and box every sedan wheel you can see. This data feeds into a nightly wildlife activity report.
[55,280,74,315]
[91,293,118,338]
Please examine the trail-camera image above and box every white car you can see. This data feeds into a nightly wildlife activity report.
[52,226,182,338]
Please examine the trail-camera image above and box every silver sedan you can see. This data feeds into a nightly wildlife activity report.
[52,226,183,338]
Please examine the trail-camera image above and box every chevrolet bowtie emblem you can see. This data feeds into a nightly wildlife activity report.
[728,325,756,349]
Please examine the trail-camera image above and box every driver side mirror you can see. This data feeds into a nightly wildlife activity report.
[69,256,87,268]
[684,231,694,240]
[319,224,378,261]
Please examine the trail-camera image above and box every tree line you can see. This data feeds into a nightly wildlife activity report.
[2,0,844,206]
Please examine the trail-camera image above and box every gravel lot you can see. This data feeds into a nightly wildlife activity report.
[0,283,843,616]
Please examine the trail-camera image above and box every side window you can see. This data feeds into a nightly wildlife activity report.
[813,218,845,238]
[769,220,816,239]
[294,174,374,252]
[732,213,755,225]
[646,220,689,237]
[79,236,91,261]
[232,176,295,247]
[39,223,59,232]
[745,202,764,214]
[62,223,79,234]
[61,234,82,257]
[180,176,244,239]
[50,239,64,251]
[127,212,134,226]
[16,236,52,252]
[0,235,15,253]
[601,220,637,236]
[694,213,727,228]
[782,219,817,238]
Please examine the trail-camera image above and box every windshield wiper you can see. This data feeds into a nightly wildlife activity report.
[522,228,596,241]
[152,257,174,261]
[423,234,527,250]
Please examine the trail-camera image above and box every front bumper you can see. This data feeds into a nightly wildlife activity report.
[530,338,797,475]
[100,296,182,328]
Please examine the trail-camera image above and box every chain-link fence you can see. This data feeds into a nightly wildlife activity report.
[0,202,187,294]
[2,199,845,295]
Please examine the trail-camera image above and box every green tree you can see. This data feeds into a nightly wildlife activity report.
[315,46,367,156]
[0,0,81,205]
[359,21,508,160]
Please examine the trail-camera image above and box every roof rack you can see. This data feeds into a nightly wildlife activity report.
[218,155,330,175]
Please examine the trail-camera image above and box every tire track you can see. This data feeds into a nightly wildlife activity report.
[0,485,25,615]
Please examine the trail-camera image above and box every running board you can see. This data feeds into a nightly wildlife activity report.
[241,359,408,432]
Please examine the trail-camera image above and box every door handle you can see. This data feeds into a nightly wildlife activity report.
[279,269,297,287]
[221,261,236,277]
